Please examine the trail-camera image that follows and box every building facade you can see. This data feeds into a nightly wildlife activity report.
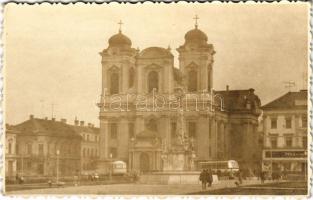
[261,90,308,178]
[5,124,18,179]
[97,22,262,175]
[71,119,100,173]
[11,115,82,177]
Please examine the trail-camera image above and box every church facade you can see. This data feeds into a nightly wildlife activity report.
[97,21,262,175]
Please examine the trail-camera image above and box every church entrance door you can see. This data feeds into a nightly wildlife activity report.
[140,153,150,173]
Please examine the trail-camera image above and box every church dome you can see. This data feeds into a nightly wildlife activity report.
[108,31,132,47]
[184,27,208,43]
[139,47,173,59]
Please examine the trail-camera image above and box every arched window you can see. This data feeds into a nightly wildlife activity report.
[188,70,197,92]
[129,67,135,88]
[110,73,119,94]
[146,118,157,131]
[148,71,158,93]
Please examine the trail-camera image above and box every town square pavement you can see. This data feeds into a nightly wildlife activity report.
[6,180,265,195]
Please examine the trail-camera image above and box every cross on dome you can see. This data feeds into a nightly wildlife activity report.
[118,20,123,33]
[193,15,199,29]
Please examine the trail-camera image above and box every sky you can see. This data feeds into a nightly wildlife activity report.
[4,2,309,126]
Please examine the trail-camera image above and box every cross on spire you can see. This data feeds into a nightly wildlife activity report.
[193,15,199,29]
[118,20,123,33]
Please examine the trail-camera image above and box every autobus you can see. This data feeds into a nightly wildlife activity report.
[198,160,239,179]
[112,160,127,175]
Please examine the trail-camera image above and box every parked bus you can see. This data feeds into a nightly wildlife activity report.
[198,160,239,179]
[112,161,127,175]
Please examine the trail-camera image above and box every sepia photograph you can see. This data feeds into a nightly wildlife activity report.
[3,2,310,196]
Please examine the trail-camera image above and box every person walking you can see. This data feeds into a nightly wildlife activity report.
[199,169,207,190]
[207,169,213,187]
[238,170,243,184]
[260,171,265,184]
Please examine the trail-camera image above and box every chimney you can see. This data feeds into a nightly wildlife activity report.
[80,121,84,126]
[44,117,48,120]
[30,114,34,120]
[61,118,67,124]
[226,85,229,91]
[52,118,56,122]
[74,118,79,126]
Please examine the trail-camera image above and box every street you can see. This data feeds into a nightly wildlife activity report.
[5,180,307,195]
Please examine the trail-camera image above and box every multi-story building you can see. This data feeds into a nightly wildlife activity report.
[97,20,262,175]
[5,124,18,179]
[261,90,308,178]
[11,115,82,177]
[71,119,100,173]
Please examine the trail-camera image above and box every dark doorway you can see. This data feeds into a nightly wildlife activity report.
[140,153,150,172]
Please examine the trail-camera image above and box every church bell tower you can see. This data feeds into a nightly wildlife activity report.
[177,15,215,92]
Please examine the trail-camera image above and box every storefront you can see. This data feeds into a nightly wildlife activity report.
[262,149,307,179]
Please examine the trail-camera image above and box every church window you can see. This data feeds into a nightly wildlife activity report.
[188,122,197,138]
[171,122,177,139]
[301,114,307,128]
[129,123,134,138]
[270,118,277,129]
[129,68,135,88]
[110,123,118,139]
[110,73,119,94]
[302,136,307,148]
[148,71,159,93]
[285,117,292,129]
[146,119,157,131]
[38,144,44,156]
[110,147,117,158]
[188,70,197,92]
[27,143,32,155]
[8,142,12,154]
[285,135,292,148]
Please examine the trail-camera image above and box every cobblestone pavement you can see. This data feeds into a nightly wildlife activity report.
[6,180,270,195]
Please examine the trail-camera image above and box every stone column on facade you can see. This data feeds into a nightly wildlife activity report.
[102,62,107,95]
[99,119,109,160]
[220,122,225,159]
[135,116,145,135]
[119,117,129,161]
[122,62,128,93]
[202,61,208,91]
[137,65,143,94]
[210,117,217,160]
[224,123,229,159]
[161,116,171,150]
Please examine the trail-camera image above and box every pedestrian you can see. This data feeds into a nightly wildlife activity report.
[260,171,265,184]
[238,170,243,185]
[199,169,207,190]
[207,169,213,187]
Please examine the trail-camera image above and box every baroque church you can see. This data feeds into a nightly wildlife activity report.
[97,19,262,174]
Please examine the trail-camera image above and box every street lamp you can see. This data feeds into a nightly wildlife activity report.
[109,153,113,180]
[56,150,60,184]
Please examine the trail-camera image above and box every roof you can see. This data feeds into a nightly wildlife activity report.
[108,31,132,47]
[70,125,99,135]
[139,47,173,59]
[13,118,82,139]
[215,88,261,113]
[184,27,208,43]
[261,90,307,110]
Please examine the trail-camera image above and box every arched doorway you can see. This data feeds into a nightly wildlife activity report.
[140,153,150,172]
[148,71,159,93]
